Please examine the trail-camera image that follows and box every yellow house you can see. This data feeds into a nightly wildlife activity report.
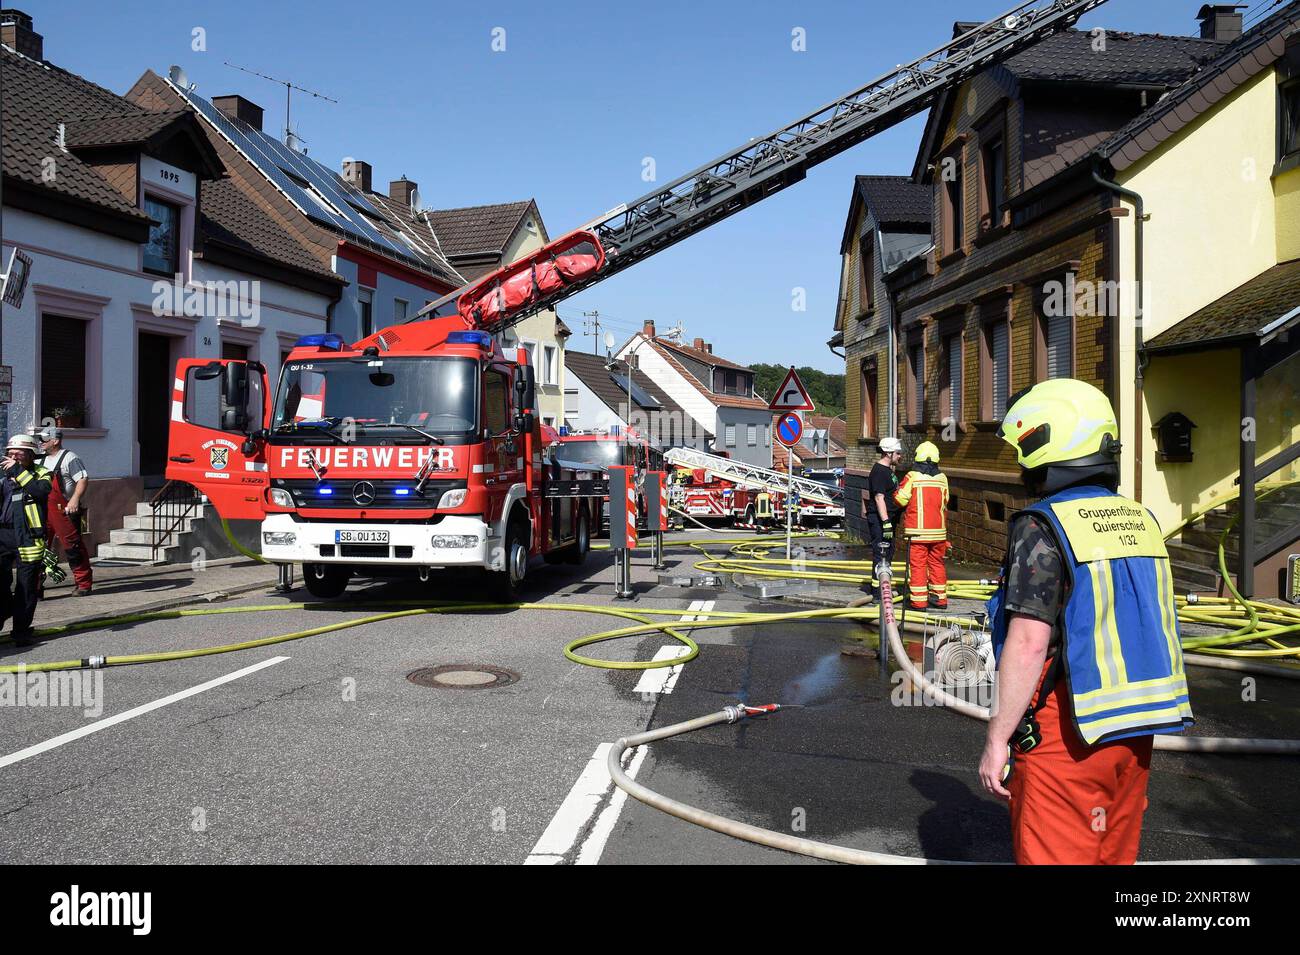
[1101,7,1300,596]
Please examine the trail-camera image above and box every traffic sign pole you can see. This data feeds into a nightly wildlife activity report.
[786,450,794,561]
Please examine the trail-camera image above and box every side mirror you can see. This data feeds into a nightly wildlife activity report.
[222,362,251,432]
[193,361,223,381]
[513,411,535,434]
[515,364,536,415]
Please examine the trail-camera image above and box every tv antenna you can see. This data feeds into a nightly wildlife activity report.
[223,61,338,146]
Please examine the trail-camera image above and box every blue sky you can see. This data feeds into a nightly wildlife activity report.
[32,0,1256,370]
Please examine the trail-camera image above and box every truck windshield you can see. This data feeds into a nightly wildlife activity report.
[555,440,624,469]
[272,357,478,436]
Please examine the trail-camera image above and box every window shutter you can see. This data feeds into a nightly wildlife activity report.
[1046,313,1071,379]
[947,334,962,421]
[992,322,1009,419]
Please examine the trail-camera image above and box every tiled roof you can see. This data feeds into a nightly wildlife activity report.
[63,108,193,148]
[565,349,691,431]
[425,200,533,257]
[641,336,770,411]
[655,337,751,372]
[804,413,848,449]
[1001,28,1225,86]
[199,178,341,283]
[1097,5,1300,172]
[854,175,932,229]
[0,45,151,222]
[1145,258,1300,353]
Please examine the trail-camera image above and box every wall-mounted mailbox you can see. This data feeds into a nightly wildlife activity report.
[1154,411,1196,462]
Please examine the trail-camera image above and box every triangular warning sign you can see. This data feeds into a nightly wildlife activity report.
[768,366,815,412]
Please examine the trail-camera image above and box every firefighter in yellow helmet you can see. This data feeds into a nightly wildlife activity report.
[892,441,949,610]
[0,434,52,647]
[977,379,1191,865]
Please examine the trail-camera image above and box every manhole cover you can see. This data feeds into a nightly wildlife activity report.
[407,664,520,690]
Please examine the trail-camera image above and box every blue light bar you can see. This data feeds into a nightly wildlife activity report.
[294,333,345,351]
[559,425,569,436]
[394,487,411,496]
[446,330,492,347]
[318,487,334,495]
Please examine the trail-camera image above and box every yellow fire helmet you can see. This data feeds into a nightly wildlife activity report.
[914,441,940,464]
[997,379,1120,470]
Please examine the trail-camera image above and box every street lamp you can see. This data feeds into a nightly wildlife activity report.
[823,412,847,469]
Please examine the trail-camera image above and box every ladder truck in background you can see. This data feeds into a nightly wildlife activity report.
[665,447,845,528]
[166,1,1107,595]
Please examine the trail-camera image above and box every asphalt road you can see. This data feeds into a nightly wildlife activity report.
[2,528,1298,865]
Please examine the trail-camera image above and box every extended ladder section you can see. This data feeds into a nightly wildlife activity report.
[664,447,840,505]
[411,0,1107,333]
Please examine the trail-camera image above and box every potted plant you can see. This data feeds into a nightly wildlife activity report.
[50,400,92,429]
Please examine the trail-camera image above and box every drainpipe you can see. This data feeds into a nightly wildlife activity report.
[881,228,899,438]
[1092,167,1147,501]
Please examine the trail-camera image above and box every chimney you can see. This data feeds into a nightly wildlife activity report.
[389,177,418,206]
[342,159,372,193]
[643,320,656,337]
[1197,4,1245,41]
[705,343,713,354]
[1,9,42,60]
[213,95,264,131]
[693,337,706,351]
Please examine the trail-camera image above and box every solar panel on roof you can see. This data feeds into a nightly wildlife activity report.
[175,84,419,263]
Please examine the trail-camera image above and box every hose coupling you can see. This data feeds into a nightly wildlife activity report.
[85,656,106,669]
[1186,593,1199,604]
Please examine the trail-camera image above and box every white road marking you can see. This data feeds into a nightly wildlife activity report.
[632,599,713,697]
[0,656,290,770]
[526,598,713,864]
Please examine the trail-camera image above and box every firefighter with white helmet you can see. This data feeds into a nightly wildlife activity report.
[978,379,1191,864]
[865,436,903,601]
[0,433,52,647]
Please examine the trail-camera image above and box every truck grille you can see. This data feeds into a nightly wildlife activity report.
[321,544,416,559]
[278,478,466,509]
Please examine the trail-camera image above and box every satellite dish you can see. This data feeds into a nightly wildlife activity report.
[409,186,423,213]
[604,331,616,350]
[167,65,194,92]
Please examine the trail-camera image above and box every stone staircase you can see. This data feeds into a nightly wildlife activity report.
[1164,485,1300,595]
[95,500,212,564]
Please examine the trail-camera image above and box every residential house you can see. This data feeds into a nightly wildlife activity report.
[126,74,466,356]
[425,200,570,427]
[852,9,1255,568]
[617,321,772,467]
[832,175,932,540]
[562,349,697,448]
[0,11,344,551]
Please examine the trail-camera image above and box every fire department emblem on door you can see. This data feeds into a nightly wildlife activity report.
[209,447,229,470]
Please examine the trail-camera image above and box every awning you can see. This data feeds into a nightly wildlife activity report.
[1145,258,1300,356]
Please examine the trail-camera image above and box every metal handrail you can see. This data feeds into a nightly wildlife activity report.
[149,480,203,561]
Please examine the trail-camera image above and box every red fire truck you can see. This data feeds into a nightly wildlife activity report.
[166,232,607,599]
[555,429,663,535]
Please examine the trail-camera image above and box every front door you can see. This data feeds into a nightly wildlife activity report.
[137,332,173,482]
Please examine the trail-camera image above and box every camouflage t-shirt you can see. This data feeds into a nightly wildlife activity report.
[1003,514,1065,649]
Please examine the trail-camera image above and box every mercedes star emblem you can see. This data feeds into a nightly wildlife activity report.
[352,481,376,506]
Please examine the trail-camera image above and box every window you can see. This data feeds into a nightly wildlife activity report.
[747,423,757,446]
[541,344,558,385]
[906,337,924,426]
[484,370,510,434]
[41,315,87,423]
[1035,279,1073,381]
[1281,79,1300,162]
[564,388,580,416]
[940,328,963,424]
[358,288,374,338]
[858,233,874,312]
[979,132,1006,232]
[980,299,1011,421]
[939,145,965,256]
[763,424,771,446]
[222,341,250,362]
[860,363,878,439]
[394,298,408,323]
[725,423,736,446]
[725,369,738,395]
[143,196,180,275]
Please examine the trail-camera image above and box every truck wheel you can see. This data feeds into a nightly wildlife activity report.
[303,563,349,599]
[564,507,590,565]
[493,519,529,602]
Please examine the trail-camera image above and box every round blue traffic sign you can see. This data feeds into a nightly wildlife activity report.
[776,412,803,448]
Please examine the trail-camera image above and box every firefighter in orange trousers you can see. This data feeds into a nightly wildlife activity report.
[892,441,949,611]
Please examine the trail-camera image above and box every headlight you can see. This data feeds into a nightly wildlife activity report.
[262,531,297,545]
[266,488,294,507]
[438,488,468,509]
[431,534,479,549]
